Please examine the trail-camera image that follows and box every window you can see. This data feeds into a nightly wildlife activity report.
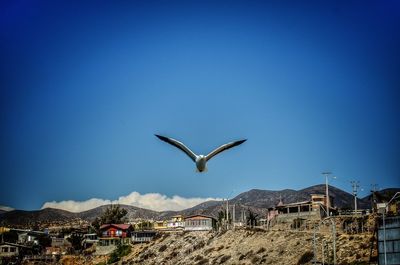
[10,247,16,253]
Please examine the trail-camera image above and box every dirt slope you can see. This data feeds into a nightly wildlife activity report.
[121,228,374,265]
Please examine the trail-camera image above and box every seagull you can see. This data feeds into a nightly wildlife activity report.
[155,134,246,172]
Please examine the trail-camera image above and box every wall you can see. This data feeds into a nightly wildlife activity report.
[378,216,400,265]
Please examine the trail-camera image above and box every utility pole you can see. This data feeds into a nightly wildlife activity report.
[322,172,332,213]
[351,181,360,214]
[371,184,378,212]
[226,198,229,229]
[233,204,235,229]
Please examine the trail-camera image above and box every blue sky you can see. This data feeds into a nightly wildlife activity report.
[1,0,399,211]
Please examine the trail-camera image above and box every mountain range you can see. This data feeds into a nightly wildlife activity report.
[1,184,398,228]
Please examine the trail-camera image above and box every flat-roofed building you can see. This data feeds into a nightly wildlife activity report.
[184,215,217,231]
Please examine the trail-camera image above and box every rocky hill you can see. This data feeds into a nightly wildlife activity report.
[0,208,79,228]
[78,204,162,222]
[361,188,400,202]
[231,184,370,209]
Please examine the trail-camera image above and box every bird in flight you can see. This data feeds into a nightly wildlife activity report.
[155,134,246,172]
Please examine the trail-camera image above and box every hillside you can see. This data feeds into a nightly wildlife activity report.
[361,188,400,202]
[0,208,79,228]
[119,228,374,265]
[61,225,374,265]
[230,184,370,209]
[78,204,161,222]
[1,184,391,227]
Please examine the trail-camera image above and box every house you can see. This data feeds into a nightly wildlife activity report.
[131,231,157,243]
[133,220,153,231]
[82,233,99,249]
[98,224,133,246]
[153,220,168,231]
[167,215,185,230]
[51,237,71,248]
[275,200,319,223]
[17,232,39,245]
[266,194,336,227]
[0,243,20,258]
[45,237,72,255]
[0,243,32,258]
[311,194,335,211]
[184,215,217,231]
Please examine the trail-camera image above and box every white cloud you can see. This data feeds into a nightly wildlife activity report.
[41,191,220,212]
[0,205,14,211]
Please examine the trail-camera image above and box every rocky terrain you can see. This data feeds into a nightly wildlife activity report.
[121,228,374,265]
[15,214,378,265]
[52,225,375,265]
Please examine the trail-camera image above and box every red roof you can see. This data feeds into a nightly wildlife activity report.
[100,224,132,230]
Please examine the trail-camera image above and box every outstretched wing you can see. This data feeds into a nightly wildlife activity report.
[206,139,247,161]
[155,134,197,162]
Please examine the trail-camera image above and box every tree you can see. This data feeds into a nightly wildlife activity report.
[246,209,258,228]
[67,233,84,252]
[217,210,225,225]
[217,210,231,224]
[107,243,131,264]
[92,205,128,232]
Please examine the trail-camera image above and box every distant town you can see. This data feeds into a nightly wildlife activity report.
[0,184,399,264]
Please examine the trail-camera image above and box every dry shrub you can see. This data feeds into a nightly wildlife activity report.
[245,250,254,256]
[297,251,313,265]
[204,247,215,255]
[216,245,224,251]
[219,255,231,264]
[194,255,204,261]
[196,257,209,265]
[251,255,261,263]
[256,247,266,254]
[159,244,167,252]
[194,241,205,250]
